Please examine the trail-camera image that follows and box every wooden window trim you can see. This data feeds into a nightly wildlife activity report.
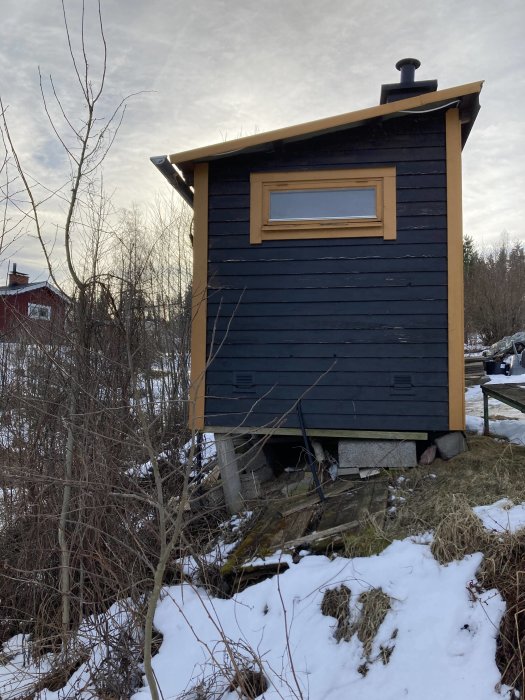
[250,167,396,244]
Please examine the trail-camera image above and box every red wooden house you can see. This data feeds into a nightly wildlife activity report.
[0,264,69,341]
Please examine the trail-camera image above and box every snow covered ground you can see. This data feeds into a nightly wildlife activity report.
[123,374,525,700]
[1,504,521,699]
[128,536,513,700]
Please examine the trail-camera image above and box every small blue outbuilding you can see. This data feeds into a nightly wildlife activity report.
[153,60,483,442]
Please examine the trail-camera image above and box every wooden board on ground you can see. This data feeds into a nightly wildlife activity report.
[316,480,388,532]
[222,478,390,589]
[280,478,358,517]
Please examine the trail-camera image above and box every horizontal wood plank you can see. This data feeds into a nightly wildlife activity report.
[206,384,448,402]
[208,241,446,261]
[210,345,448,361]
[207,287,447,304]
[209,369,448,386]
[209,271,446,289]
[207,314,447,332]
[207,328,446,345]
[204,409,449,431]
[209,173,447,196]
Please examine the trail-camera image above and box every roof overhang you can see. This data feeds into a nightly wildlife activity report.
[170,81,482,175]
[154,80,482,199]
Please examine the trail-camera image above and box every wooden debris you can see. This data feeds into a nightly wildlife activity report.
[222,479,390,589]
[281,520,360,549]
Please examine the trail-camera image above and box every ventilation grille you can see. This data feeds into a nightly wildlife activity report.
[233,372,256,395]
[390,374,415,395]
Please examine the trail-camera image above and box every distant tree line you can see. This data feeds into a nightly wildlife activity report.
[464,235,525,345]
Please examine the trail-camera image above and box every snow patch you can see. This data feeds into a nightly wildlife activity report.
[474,499,525,533]
[132,539,510,700]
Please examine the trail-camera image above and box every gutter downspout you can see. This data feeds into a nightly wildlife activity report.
[150,156,194,209]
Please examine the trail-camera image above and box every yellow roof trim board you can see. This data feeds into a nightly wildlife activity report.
[169,81,483,171]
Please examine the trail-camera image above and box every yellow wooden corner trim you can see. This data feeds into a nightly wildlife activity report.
[170,81,483,167]
[250,167,396,244]
[446,109,465,431]
[189,163,208,431]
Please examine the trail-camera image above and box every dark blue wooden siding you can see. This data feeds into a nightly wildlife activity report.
[204,113,449,431]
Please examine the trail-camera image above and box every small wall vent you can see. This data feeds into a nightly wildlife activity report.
[390,374,415,395]
[233,372,256,395]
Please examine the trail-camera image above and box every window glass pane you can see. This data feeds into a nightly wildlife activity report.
[269,187,376,221]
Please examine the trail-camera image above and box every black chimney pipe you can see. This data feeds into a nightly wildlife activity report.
[380,58,437,104]
[396,58,421,85]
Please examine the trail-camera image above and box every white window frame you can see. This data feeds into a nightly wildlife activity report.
[28,303,52,321]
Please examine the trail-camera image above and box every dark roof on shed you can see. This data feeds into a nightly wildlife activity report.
[169,80,483,180]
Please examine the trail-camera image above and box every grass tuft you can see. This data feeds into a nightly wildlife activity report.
[321,585,352,642]
[342,519,391,559]
[354,588,391,659]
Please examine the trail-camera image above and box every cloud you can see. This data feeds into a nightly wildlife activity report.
[0,0,523,280]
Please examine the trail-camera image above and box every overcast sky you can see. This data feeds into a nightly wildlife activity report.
[0,0,523,283]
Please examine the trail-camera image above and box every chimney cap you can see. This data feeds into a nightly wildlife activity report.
[380,58,437,104]
[395,57,421,72]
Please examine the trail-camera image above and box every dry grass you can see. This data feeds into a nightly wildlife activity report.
[342,518,391,559]
[321,585,352,642]
[380,435,525,694]
[354,588,391,659]
[320,583,392,668]
[176,642,269,700]
[228,668,268,699]
[385,437,525,541]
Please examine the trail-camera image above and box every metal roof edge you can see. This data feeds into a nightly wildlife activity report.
[169,80,483,169]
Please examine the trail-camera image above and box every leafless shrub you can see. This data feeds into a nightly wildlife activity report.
[176,640,269,700]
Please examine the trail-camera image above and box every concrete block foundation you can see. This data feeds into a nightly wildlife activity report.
[338,439,417,474]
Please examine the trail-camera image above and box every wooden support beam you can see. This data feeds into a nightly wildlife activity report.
[215,434,242,514]
[483,390,490,436]
[206,425,427,440]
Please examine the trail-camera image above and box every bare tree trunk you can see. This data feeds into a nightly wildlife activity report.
[58,384,76,648]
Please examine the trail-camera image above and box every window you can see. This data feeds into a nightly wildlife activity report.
[250,167,396,244]
[28,303,51,321]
